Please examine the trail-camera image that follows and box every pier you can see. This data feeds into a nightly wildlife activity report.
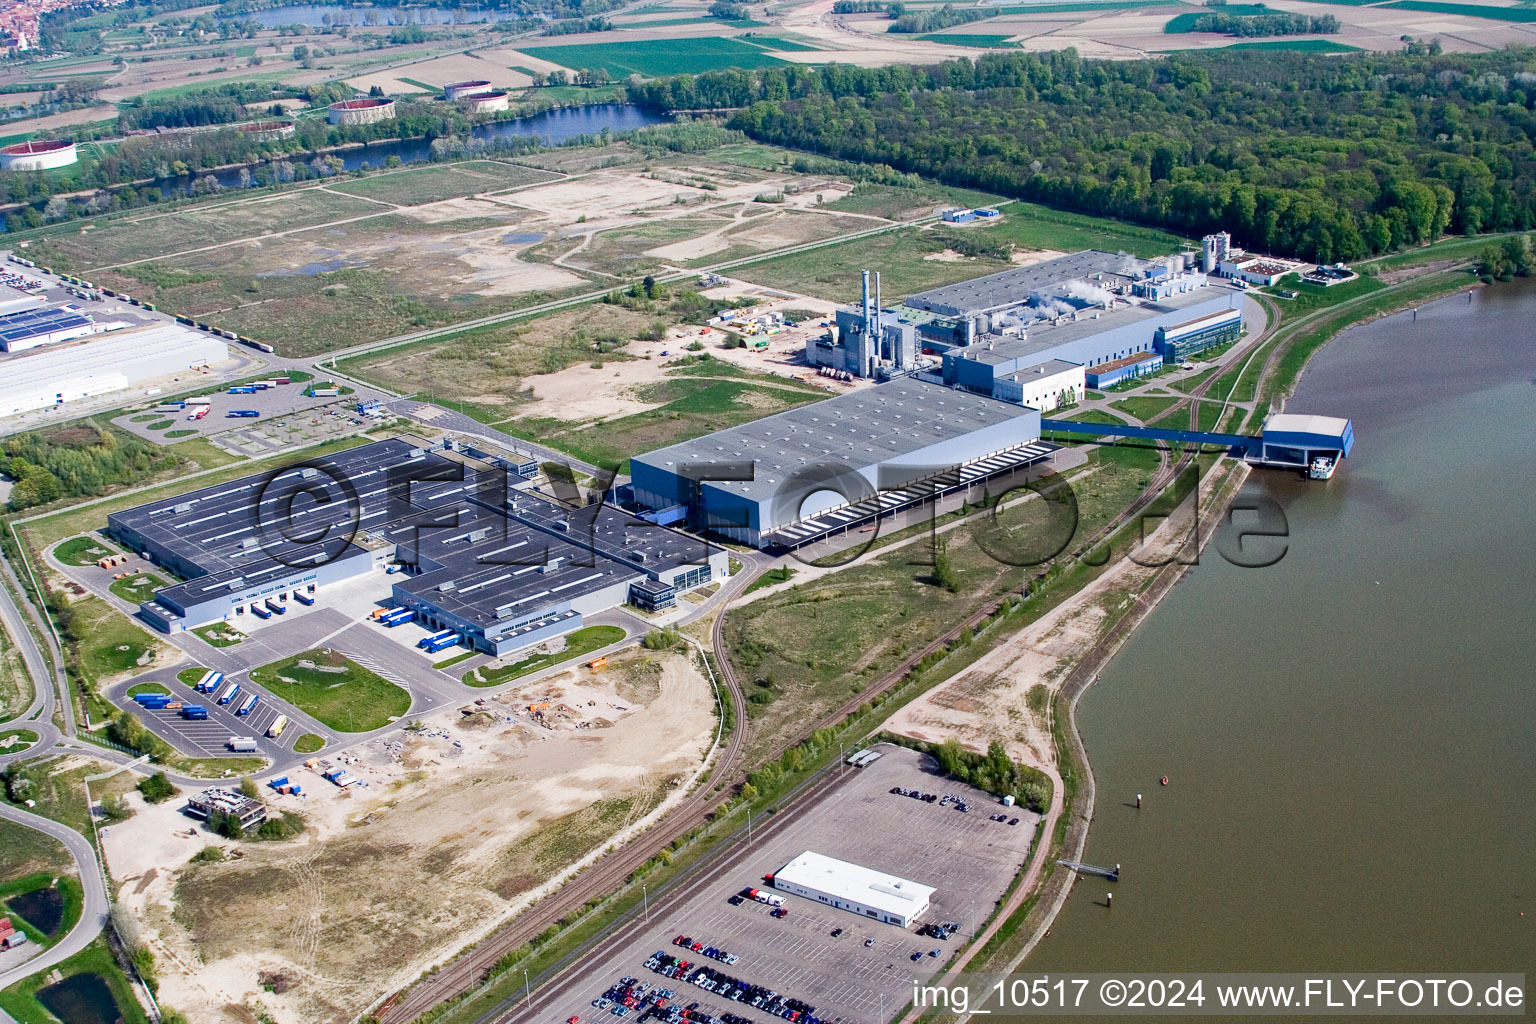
[1058,860,1120,882]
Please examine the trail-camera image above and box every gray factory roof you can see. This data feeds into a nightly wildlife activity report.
[632,376,1036,505]
[905,250,1136,316]
[115,437,717,622]
[955,287,1221,366]
[1001,358,1082,382]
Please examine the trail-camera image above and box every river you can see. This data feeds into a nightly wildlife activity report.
[1026,280,1536,990]
[164,104,668,195]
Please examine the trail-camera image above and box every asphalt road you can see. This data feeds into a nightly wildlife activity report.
[0,801,110,990]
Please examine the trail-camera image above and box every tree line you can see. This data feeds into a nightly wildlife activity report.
[628,49,1536,261]
[1187,12,1339,36]
[890,4,990,33]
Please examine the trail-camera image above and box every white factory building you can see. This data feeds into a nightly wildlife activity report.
[0,324,228,417]
[770,851,935,928]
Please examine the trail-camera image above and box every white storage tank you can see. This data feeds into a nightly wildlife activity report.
[0,140,77,171]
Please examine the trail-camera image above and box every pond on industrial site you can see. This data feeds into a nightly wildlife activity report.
[35,972,124,1024]
[1025,278,1536,986]
[7,884,64,936]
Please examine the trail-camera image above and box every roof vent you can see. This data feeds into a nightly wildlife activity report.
[438,580,457,592]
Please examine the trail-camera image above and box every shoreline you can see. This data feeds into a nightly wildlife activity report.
[992,271,1484,982]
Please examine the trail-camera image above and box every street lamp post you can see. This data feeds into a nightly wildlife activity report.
[643,884,649,922]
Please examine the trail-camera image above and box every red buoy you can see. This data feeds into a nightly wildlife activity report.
[1160,776,1169,786]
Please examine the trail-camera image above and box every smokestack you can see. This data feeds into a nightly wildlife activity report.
[875,271,882,318]
[861,270,870,330]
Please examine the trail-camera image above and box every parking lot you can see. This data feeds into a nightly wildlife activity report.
[115,672,305,760]
[111,382,390,453]
[541,745,1041,1024]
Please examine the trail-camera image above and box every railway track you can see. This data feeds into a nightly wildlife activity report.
[375,570,759,1024]
[380,326,1267,1023]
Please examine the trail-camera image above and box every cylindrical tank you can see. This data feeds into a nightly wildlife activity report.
[0,140,77,171]
[443,80,492,101]
[460,89,510,114]
[328,98,396,125]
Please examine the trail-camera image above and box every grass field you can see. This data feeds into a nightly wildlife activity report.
[0,936,148,1024]
[69,597,172,715]
[517,37,788,77]
[107,572,165,604]
[292,733,326,753]
[970,201,1192,258]
[917,33,1019,47]
[0,623,26,722]
[325,161,559,206]
[1109,395,1181,422]
[1222,39,1362,51]
[1164,4,1271,31]
[191,622,247,647]
[249,649,410,731]
[733,226,1011,303]
[1381,0,1536,20]
[723,444,1158,763]
[126,682,170,698]
[991,0,1182,10]
[463,625,627,686]
[822,183,1006,221]
[0,729,39,754]
[28,187,385,271]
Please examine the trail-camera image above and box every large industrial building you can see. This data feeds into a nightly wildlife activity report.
[770,851,935,928]
[629,376,1055,549]
[110,438,725,653]
[0,323,227,417]
[805,250,1245,403]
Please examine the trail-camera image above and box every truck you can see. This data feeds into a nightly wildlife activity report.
[264,598,287,615]
[374,606,405,622]
[293,591,314,606]
[134,693,172,708]
[308,387,341,398]
[235,693,259,716]
[418,628,456,650]
[250,603,271,619]
[266,715,288,739]
[187,406,210,421]
[181,705,209,720]
[215,682,240,706]
[383,610,415,627]
[185,396,212,406]
[197,671,223,693]
[272,376,291,385]
[228,385,259,394]
[326,769,358,788]
[228,409,260,418]
[424,633,460,654]
[227,736,259,752]
[746,888,785,908]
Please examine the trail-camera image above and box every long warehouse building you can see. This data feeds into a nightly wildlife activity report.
[0,323,227,416]
[770,851,936,928]
[109,437,725,654]
[629,375,1055,549]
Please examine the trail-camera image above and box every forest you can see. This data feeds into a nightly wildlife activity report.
[1186,12,1339,36]
[629,49,1536,261]
[2,425,176,510]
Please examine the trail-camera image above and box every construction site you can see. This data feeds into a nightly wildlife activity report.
[102,645,717,1024]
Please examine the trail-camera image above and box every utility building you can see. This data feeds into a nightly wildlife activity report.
[770,851,935,928]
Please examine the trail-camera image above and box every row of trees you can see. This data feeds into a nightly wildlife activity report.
[629,49,1536,261]
[1187,12,1339,36]
[889,4,990,33]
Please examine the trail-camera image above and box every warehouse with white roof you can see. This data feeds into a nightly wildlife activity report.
[0,323,227,417]
[769,851,935,928]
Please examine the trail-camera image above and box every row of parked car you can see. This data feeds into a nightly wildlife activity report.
[673,935,739,965]
[987,812,1023,826]
[644,952,819,1024]
[917,921,962,940]
[890,786,939,803]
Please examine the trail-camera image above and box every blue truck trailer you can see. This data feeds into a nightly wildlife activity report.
[383,610,415,627]
[418,628,456,650]
[265,598,287,615]
[236,693,259,716]
[293,591,314,606]
[216,682,241,705]
[181,705,209,720]
[228,409,261,418]
[250,604,271,619]
[425,633,461,653]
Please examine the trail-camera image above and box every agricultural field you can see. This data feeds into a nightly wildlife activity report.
[516,36,788,77]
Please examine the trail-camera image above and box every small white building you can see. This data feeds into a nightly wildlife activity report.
[993,358,1084,412]
[770,850,935,928]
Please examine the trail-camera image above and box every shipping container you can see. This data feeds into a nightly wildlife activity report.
[236,693,259,716]
[269,776,289,789]
[182,706,209,720]
[266,715,288,739]
[227,736,259,752]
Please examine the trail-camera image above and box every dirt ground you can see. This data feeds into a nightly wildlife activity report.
[346,53,534,95]
[107,649,717,1024]
[880,461,1244,771]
